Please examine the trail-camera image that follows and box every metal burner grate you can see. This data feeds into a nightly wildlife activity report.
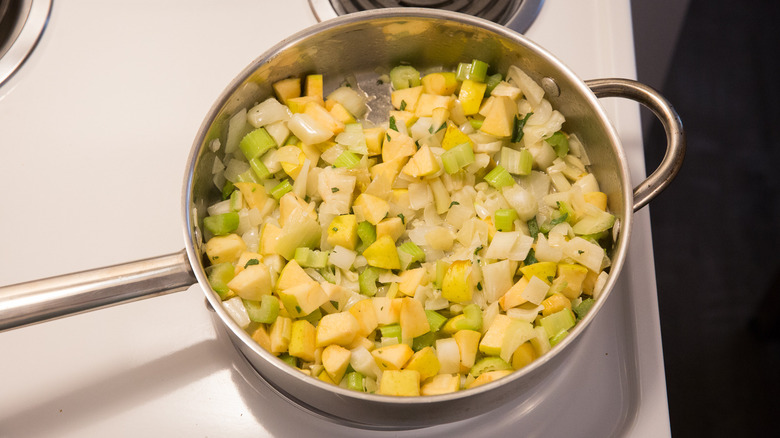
[309,0,543,33]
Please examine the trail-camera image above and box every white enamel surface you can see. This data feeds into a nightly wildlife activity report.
[0,1,669,436]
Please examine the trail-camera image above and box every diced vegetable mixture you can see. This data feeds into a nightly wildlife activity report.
[203,59,615,396]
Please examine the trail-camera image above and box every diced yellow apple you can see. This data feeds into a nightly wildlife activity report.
[288,319,316,362]
[372,343,414,371]
[269,316,292,354]
[584,191,608,211]
[353,193,389,225]
[328,101,356,124]
[373,297,403,325]
[511,341,538,370]
[363,127,386,156]
[520,261,558,285]
[479,314,513,356]
[327,214,358,250]
[286,95,321,113]
[441,260,474,303]
[376,217,404,242]
[441,124,474,151]
[321,344,351,383]
[205,234,247,265]
[479,95,517,138]
[404,346,440,381]
[389,110,418,129]
[362,235,402,270]
[453,329,482,370]
[466,369,513,389]
[304,100,345,135]
[317,370,336,385]
[305,74,323,100]
[278,282,327,318]
[401,144,440,177]
[458,79,488,115]
[398,268,427,296]
[414,93,454,117]
[347,335,375,351]
[276,260,316,291]
[320,282,350,314]
[431,107,450,132]
[421,72,458,96]
[348,299,379,338]
[421,373,460,395]
[250,324,272,352]
[316,312,359,347]
[276,145,306,180]
[227,264,272,301]
[370,156,407,181]
[234,251,263,275]
[382,129,417,163]
[278,191,314,227]
[500,276,529,311]
[259,222,282,256]
[425,226,456,251]
[400,297,430,340]
[233,182,268,210]
[273,77,301,105]
[391,85,423,111]
[556,263,589,299]
[378,369,421,396]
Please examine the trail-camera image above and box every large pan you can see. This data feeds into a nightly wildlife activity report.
[0,9,684,428]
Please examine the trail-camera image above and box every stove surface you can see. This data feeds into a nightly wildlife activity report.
[0,1,669,436]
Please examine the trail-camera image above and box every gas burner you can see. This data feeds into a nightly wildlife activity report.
[0,0,51,88]
[309,0,543,33]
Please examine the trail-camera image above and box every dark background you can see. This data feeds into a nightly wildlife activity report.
[639,0,780,435]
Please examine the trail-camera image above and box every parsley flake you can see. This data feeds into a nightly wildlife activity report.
[244,259,260,268]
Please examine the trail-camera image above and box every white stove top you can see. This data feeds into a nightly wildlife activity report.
[0,1,669,436]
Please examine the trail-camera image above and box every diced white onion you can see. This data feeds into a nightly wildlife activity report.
[247,97,292,128]
[287,113,333,144]
[501,185,538,221]
[520,276,549,305]
[327,86,368,118]
[435,338,460,374]
[222,297,251,329]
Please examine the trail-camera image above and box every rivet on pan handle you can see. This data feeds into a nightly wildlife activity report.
[586,78,686,212]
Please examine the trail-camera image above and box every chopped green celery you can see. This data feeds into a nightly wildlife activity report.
[456,59,489,82]
[462,304,483,331]
[441,142,476,174]
[302,307,323,325]
[434,260,450,289]
[235,168,260,183]
[389,65,421,90]
[573,298,595,320]
[279,353,298,368]
[380,323,402,343]
[334,150,360,168]
[221,181,235,200]
[469,118,484,130]
[511,112,533,143]
[412,331,436,351]
[244,295,280,324]
[359,266,381,296]
[498,146,533,176]
[356,221,376,253]
[270,179,293,200]
[556,201,575,225]
[540,308,576,339]
[206,262,235,300]
[273,209,322,260]
[203,212,239,236]
[319,266,337,284]
[294,247,329,269]
[229,190,243,211]
[425,310,448,332]
[549,330,569,347]
[572,210,616,236]
[346,371,365,391]
[470,356,512,377]
[397,241,425,269]
[485,73,503,96]
[484,165,515,189]
[518,149,533,175]
[527,217,540,239]
[249,156,272,180]
[240,127,277,160]
[545,131,569,158]
[494,208,518,232]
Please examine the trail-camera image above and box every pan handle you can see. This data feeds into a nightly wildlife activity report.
[0,250,196,332]
[586,78,685,212]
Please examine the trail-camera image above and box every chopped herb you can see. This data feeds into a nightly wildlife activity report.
[400,100,407,111]
[386,133,391,142]
[436,123,446,133]
[332,227,338,232]
[331,187,340,193]
[449,201,460,208]
[524,248,538,265]
[376,78,384,85]
[550,213,569,226]
[477,282,483,291]
[474,245,484,255]
[428,125,434,134]
[304,195,311,202]
[295,305,302,313]
[244,259,260,268]
[512,112,533,143]
[578,250,585,255]
[527,217,540,238]
[389,115,398,131]
[330,300,339,310]
[398,213,405,224]
[547,276,554,283]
